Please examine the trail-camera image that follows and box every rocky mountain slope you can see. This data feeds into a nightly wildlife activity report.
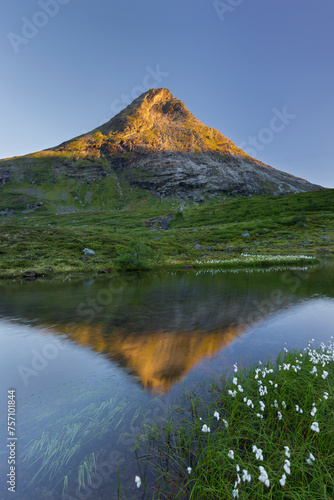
[0,88,322,211]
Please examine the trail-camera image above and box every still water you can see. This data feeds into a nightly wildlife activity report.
[0,264,333,499]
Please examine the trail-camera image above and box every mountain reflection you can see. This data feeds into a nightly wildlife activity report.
[0,266,332,392]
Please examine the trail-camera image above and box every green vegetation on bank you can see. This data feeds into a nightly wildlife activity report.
[0,189,333,278]
[137,340,334,499]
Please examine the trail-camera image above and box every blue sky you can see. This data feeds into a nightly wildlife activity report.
[1,0,333,187]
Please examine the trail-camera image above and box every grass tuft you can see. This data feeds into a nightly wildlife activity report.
[137,339,334,499]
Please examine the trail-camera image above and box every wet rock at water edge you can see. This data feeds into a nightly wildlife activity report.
[23,270,37,279]
[194,244,203,249]
[82,248,95,256]
[242,232,251,238]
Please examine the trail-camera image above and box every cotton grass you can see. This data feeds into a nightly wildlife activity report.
[138,339,334,499]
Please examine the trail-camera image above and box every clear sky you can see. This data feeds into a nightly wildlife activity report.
[1,0,333,187]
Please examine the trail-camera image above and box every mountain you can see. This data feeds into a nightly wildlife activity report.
[0,88,322,211]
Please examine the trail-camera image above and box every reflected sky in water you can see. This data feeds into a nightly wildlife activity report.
[0,264,333,498]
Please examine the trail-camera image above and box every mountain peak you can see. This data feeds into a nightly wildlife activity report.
[0,88,323,202]
[98,87,194,136]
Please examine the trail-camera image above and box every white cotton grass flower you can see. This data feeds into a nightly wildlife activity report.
[232,488,239,498]
[281,401,286,409]
[279,473,286,486]
[252,445,263,461]
[228,450,234,459]
[258,466,270,487]
[283,459,291,475]
[256,413,264,419]
[233,363,238,373]
[310,366,317,374]
[228,390,237,397]
[187,467,192,474]
[311,422,320,433]
[233,377,238,385]
[323,392,329,400]
[322,370,328,379]
[259,401,265,412]
[310,407,317,417]
[242,469,251,482]
[306,452,316,464]
[237,385,244,392]
[284,446,290,458]
[214,411,220,420]
[201,424,210,433]
[222,418,229,428]
[135,476,141,488]
[277,411,283,420]
[236,464,240,472]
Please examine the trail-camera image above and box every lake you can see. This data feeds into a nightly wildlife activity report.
[0,263,333,499]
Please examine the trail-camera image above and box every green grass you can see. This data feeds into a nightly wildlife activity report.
[0,189,333,278]
[137,340,334,499]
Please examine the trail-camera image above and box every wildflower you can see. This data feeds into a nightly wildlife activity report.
[236,464,240,472]
[214,411,220,420]
[306,452,315,464]
[256,413,263,419]
[283,363,291,370]
[259,401,265,412]
[310,366,317,374]
[258,466,270,487]
[233,363,238,373]
[222,418,229,428]
[281,401,286,409]
[310,422,320,433]
[237,385,243,392]
[228,450,234,459]
[201,424,210,433]
[233,377,238,385]
[295,405,299,412]
[283,459,291,475]
[277,411,283,420]
[274,383,278,388]
[242,469,251,482]
[232,489,239,498]
[252,445,263,461]
[135,476,141,488]
[310,407,317,417]
[323,392,329,400]
[279,473,286,486]
[187,467,192,474]
[284,446,290,458]
[322,370,328,379]
[228,390,237,397]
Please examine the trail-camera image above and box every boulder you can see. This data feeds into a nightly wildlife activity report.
[82,248,95,256]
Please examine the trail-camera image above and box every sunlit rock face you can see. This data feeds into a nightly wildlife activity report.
[0,88,322,202]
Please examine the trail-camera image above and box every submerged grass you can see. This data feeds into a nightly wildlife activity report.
[137,339,334,499]
[21,393,141,494]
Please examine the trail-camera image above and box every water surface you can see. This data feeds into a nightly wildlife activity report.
[0,264,333,499]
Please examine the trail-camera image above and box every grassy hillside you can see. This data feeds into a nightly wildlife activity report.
[0,189,333,278]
